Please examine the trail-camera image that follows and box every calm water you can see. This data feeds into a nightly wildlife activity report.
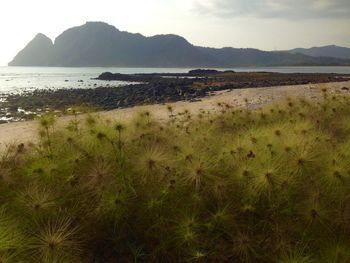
[1,66,350,93]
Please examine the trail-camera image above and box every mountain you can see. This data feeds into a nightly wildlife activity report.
[288,45,350,60]
[9,22,350,67]
[10,33,54,66]
[197,47,349,67]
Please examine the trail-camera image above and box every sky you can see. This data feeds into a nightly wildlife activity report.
[0,0,349,66]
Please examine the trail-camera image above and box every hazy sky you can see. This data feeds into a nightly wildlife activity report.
[0,0,349,66]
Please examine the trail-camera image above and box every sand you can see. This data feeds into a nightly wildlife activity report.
[1,80,350,152]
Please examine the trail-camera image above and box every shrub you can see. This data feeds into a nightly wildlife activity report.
[2,96,350,262]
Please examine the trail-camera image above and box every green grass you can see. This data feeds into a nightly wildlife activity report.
[2,91,350,262]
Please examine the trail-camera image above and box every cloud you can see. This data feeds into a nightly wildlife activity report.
[193,0,350,19]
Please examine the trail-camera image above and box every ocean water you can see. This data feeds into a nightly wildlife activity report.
[1,66,350,93]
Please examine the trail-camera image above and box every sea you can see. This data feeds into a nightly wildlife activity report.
[1,66,350,93]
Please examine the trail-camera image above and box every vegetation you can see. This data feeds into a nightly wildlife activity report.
[2,90,350,262]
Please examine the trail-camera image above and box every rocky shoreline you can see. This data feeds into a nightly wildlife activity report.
[1,70,349,123]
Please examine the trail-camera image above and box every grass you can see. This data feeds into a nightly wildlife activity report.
[2,91,350,262]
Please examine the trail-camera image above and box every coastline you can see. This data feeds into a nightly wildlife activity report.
[1,80,350,152]
[2,71,348,122]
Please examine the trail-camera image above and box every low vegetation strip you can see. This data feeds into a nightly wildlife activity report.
[1,90,350,262]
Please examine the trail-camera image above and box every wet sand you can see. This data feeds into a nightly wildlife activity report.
[1,80,349,152]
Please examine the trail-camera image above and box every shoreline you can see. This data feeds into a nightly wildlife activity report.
[1,80,350,152]
[1,71,348,122]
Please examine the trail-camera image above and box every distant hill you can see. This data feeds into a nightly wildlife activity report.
[288,45,350,60]
[9,22,350,67]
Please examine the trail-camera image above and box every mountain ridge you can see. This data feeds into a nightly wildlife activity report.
[287,45,350,60]
[9,22,350,67]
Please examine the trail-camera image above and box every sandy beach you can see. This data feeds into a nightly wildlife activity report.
[1,80,350,152]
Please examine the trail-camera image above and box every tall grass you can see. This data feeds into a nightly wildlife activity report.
[2,93,350,262]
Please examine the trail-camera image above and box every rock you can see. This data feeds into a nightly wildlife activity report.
[2,71,348,123]
[188,69,219,76]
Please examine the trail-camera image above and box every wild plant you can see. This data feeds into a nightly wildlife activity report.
[2,95,350,262]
